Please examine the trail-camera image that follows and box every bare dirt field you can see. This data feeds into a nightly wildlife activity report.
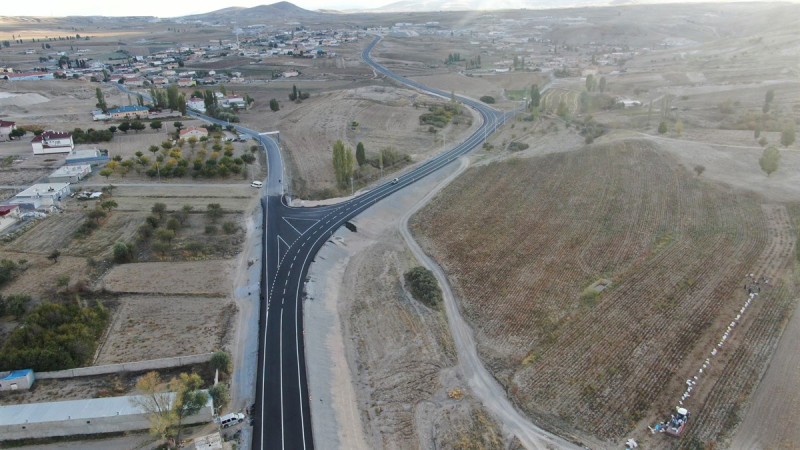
[305,159,507,449]
[94,295,235,364]
[412,139,797,446]
[99,260,232,296]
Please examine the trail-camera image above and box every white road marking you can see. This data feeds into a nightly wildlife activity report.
[280,307,285,450]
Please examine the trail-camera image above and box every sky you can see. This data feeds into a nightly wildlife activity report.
[2,0,387,18]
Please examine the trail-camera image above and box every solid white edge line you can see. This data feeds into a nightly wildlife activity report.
[280,307,285,450]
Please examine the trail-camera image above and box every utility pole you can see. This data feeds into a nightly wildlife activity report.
[350,175,354,197]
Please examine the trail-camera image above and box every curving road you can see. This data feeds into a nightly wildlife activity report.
[116,35,542,449]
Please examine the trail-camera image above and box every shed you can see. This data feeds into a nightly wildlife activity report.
[48,164,91,183]
[0,390,213,440]
[65,149,109,166]
[0,369,35,391]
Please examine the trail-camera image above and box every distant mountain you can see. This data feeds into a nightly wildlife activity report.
[182,2,327,22]
[371,0,606,12]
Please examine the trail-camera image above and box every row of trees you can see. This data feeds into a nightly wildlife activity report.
[332,140,355,189]
[149,85,187,115]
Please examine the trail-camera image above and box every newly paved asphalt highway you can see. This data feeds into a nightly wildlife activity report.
[248,35,517,450]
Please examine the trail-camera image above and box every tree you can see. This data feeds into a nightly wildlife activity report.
[99,168,113,179]
[118,121,131,133]
[151,202,167,220]
[694,165,705,176]
[156,228,175,244]
[210,350,232,375]
[208,384,229,414]
[356,142,366,167]
[289,84,298,101]
[529,84,540,109]
[131,120,146,132]
[658,121,669,134]
[206,203,223,222]
[173,122,184,134]
[781,126,796,147]
[95,87,108,113]
[48,249,61,264]
[675,120,684,136]
[100,200,118,212]
[113,241,135,263]
[150,120,162,131]
[765,89,775,104]
[269,98,280,112]
[404,266,442,309]
[585,74,596,92]
[132,371,207,447]
[759,146,781,176]
[10,128,26,138]
[598,76,607,93]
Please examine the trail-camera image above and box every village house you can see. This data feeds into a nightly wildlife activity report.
[31,131,73,155]
[9,183,71,209]
[0,205,21,233]
[0,120,16,140]
[177,78,195,87]
[179,126,208,140]
[187,97,206,112]
[66,149,110,166]
[122,77,144,87]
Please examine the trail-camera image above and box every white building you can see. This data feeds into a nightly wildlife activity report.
[9,183,71,209]
[0,120,16,140]
[48,164,92,183]
[0,391,213,440]
[31,131,74,155]
[0,369,34,391]
[187,97,206,113]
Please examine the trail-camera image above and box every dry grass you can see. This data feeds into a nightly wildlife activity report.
[412,139,796,443]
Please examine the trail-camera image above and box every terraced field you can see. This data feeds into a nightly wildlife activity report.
[412,139,797,444]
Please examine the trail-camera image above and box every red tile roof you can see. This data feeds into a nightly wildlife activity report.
[0,120,15,127]
[31,131,72,143]
[0,205,19,216]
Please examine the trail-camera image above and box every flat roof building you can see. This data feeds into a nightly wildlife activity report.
[0,391,213,440]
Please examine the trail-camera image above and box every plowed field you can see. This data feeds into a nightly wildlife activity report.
[412,139,797,445]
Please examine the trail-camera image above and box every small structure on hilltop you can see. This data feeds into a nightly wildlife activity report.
[9,183,71,209]
[31,131,73,155]
[0,369,35,391]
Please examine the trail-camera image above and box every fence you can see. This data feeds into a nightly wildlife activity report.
[36,353,214,380]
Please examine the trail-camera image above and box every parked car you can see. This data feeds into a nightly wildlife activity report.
[251,181,263,188]
[219,412,245,428]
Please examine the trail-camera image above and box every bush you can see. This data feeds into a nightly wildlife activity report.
[508,142,529,152]
[113,241,136,263]
[205,225,218,235]
[222,221,237,234]
[404,266,443,309]
[480,96,495,104]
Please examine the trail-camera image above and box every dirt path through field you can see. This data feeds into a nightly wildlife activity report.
[398,156,581,450]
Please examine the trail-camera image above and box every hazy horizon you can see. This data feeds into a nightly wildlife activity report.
[2,0,794,19]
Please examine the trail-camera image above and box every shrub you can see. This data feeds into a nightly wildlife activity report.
[404,266,443,309]
[113,241,136,263]
[205,225,218,235]
[480,96,495,104]
[222,221,237,234]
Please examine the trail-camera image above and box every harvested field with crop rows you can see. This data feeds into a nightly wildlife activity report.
[412,139,797,444]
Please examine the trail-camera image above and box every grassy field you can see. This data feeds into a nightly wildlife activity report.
[412,139,797,444]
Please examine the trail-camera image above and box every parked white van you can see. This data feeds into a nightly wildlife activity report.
[219,412,245,428]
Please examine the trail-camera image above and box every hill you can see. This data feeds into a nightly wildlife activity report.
[412,140,797,445]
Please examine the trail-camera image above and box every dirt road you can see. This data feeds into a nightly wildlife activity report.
[399,156,580,450]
